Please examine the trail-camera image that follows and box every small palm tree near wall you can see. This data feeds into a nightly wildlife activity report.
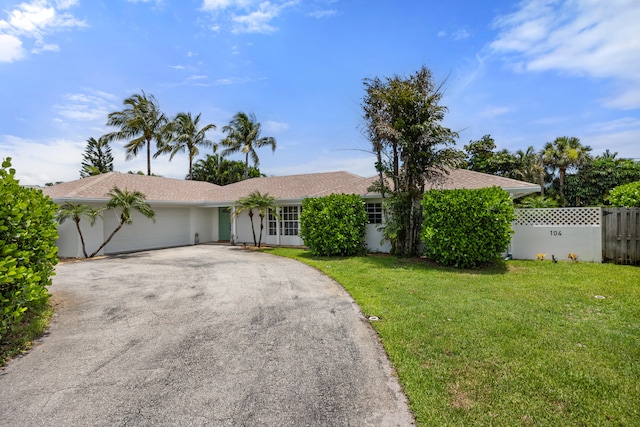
[56,187,155,258]
[56,203,104,258]
[233,190,278,247]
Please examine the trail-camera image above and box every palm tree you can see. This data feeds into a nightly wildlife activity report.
[253,192,278,247]
[55,202,103,258]
[104,91,169,176]
[542,136,592,205]
[157,112,216,180]
[220,112,277,179]
[89,187,155,257]
[232,191,278,247]
[512,146,546,194]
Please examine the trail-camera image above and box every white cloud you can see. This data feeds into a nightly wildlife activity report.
[201,0,298,34]
[0,33,24,62]
[54,91,118,123]
[0,135,85,185]
[263,120,289,133]
[452,28,471,40]
[490,0,640,109]
[308,9,336,18]
[477,106,513,119]
[0,0,86,61]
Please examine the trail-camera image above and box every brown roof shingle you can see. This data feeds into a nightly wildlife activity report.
[42,172,221,203]
[42,169,540,205]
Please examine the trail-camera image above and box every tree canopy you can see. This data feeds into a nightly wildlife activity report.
[220,112,276,179]
[190,154,262,185]
[80,136,114,178]
[104,91,169,176]
[362,65,463,256]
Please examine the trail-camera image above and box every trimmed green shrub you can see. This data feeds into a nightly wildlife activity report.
[421,187,514,268]
[300,194,368,256]
[608,181,640,207]
[1,158,58,343]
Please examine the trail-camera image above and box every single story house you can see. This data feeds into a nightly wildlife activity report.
[42,169,540,258]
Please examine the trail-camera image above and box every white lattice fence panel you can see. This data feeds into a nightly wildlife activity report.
[514,207,600,227]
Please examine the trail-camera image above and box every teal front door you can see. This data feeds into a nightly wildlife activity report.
[218,207,231,241]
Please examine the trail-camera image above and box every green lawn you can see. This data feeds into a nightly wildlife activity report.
[263,248,640,426]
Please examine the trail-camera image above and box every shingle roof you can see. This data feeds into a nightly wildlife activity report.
[207,171,377,202]
[42,169,540,205]
[41,172,220,203]
[426,169,540,191]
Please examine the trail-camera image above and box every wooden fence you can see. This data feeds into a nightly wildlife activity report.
[602,208,640,265]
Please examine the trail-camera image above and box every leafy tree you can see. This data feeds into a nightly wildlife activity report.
[220,112,277,179]
[362,65,463,256]
[190,154,261,185]
[1,158,58,343]
[88,187,155,257]
[104,91,169,176]
[421,187,514,268]
[464,135,518,177]
[55,203,103,258]
[232,191,278,247]
[542,136,592,206]
[300,194,368,256]
[608,181,640,207]
[158,112,216,180]
[80,136,114,178]
[563,152,640,206]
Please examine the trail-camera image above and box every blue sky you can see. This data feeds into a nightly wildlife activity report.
[1,0,639,186]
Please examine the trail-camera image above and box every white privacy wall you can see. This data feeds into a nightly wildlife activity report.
[511,208,602,263]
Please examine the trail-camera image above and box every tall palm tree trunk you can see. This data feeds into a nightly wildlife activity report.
[146,137,152,175]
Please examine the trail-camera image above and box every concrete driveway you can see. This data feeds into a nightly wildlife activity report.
[0,245,414,426]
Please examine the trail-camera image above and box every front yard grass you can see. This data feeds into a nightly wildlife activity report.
[263,248,640,426]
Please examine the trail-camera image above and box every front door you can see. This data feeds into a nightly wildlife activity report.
[218,207,231,241]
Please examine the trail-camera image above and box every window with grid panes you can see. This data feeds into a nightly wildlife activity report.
[281,206,300,235]
[268,208,278,236]
[365,202,383,224]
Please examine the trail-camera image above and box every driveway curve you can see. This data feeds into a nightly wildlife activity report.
[0,245,414,426]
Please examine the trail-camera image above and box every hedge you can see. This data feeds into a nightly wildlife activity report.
[0,158,58,342]
[421,187,514,268]
[299,194,368,256]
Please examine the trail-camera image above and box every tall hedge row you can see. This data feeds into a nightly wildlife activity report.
[421,187,514,268]
[299,194,368,256]
[0,159,58,342]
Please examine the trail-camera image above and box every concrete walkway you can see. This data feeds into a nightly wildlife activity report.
[0,245,414,426]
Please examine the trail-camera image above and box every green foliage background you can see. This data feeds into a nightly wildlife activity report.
[299,194,368,256]
[607,181,640,207]
[0,159,58,342]
[421,187,514,268]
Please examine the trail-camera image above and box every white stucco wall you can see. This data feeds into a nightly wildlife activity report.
[191,207,216,243]
[510,208,602,263]
[103,206,191,254]
[365,224,391,253]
